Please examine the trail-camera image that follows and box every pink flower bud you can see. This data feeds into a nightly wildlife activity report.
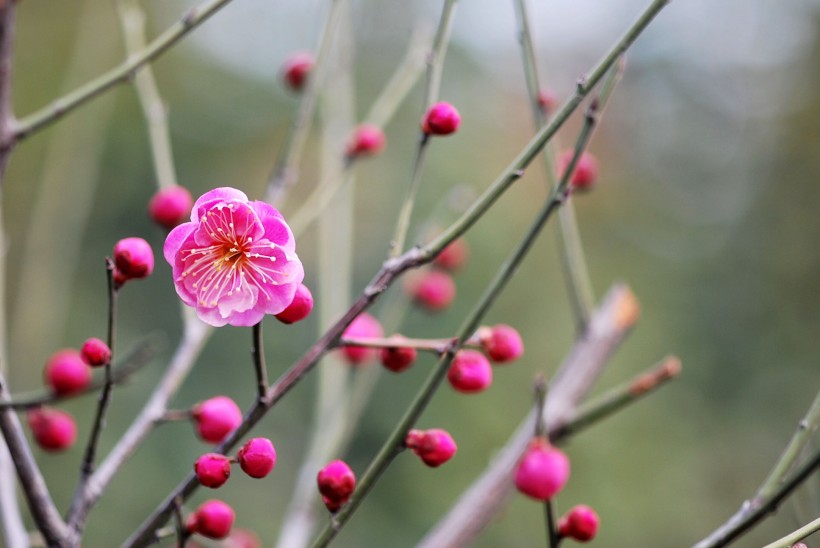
[404,429,424,449]
[480,324,524,363]
[447,349,492,393]
[281,52,314,92]
[411,429,457,467]
[80,337,111,367]
[434,238,469,271]
[514,438,570,501]
[192,396,243,444]
[194,453,232,488]
[379,335,417,373]
[113,237,154,282]
[321,495,344,513]
[407,270,456,311]
[274,283,314,325]
[556,150,599,191]
[317,460,356,508]
[558,504,600,542]
[43,349,91,395]
[537,89,558,113]
[341,313,384,365]
[148,185,193,229]
[422,101,461,136]
[237,437,277,479]
[27,407,77,452]
[187,499,235,539]
[345,124,386,158]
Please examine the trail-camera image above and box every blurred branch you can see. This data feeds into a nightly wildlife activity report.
[0,0,26,544]
[288,27,429,236]
[265,0,345,206]
[555,355,680,438]
[0,338,158,410]
[0,374,71,546]
[12,0,237,143]
[123,3,669,540]
[116,0,179,189]
[251,323,268,400]
[389,0,457,257]
[694,390,820,548]
[418,285,642,548]
[762,516,820,548]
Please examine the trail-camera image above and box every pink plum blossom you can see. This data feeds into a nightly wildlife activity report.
[164,187,304,327]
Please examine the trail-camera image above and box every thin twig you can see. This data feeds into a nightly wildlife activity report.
[265,0,345,206]
[251,322,268,400]
[389,0,458,258]
[418,285,641,548]
[12,0,237,143]
[531,376,557,548]
[67,312,212,532]
[555,356,681,438]
[694,391,820,548]
[116,0,178,188]
[762,516,820,548]
[0,339,158,410]
[75,260,119,489]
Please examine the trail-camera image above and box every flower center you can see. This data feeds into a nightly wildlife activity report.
[178,202,282,308]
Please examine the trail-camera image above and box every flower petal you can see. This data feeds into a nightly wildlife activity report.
[191,187,249,222]
[250,200,295,253]
[164,222,195,265]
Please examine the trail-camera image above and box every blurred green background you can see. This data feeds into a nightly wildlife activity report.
[3,0,820,546]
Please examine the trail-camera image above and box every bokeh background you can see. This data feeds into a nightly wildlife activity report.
[3,0,820,545]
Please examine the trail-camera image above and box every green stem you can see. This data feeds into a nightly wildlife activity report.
[116,0,178,189]
[13,0,237,142]
[546,499,559,548]
[695,445,820,548]
[758,390,820,498]
[762,516,820,548]
[555,356,680,439]
[389,0,458,258]
[265,0,345,206]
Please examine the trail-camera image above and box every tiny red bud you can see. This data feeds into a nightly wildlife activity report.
[341,313,384,365]
[514,438,570,501]
[317,460,356,508]
[407,270,456,311]
[422,102,461,136]
[556,150,599,191]
[80,337,111,367]
[188,499,235,539]
[481,324,524,363]
[321,495,344,513]
[404,429,424,450]
[44,349,91,395]
[345,124,386,158]
[27,407,77,452]
[274,283,314,325]
[433,238,469,271]
[192,396,243,444]
[113,237,155,282]
[447,349,492,393]
[194,453,232,488]
[412,429,457,467]
[379,335,417,373]
[148,185,193,229]
[281,52,314,92]
[237,437,277,479]
[558,504,600,542]
[225,529,262,548]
